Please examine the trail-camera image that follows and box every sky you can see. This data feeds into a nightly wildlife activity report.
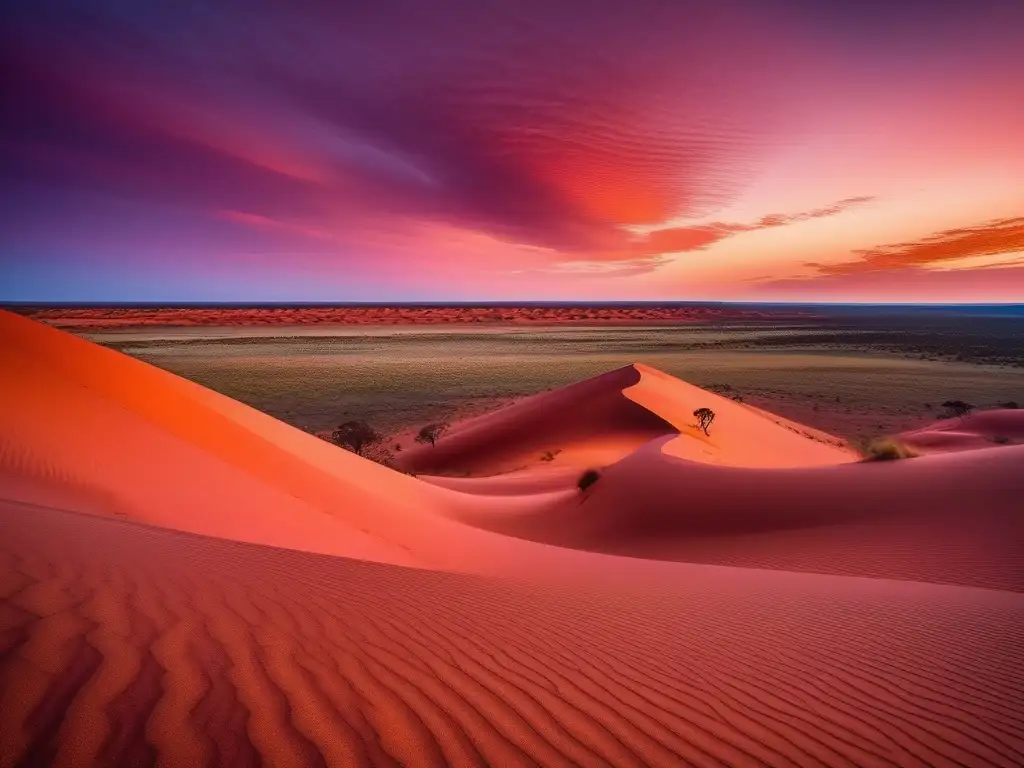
[2,0,1023,303]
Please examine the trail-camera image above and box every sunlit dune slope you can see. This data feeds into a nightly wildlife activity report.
[626,363,855,467]
[2,499,1023,768]
[0,309,469,567]
[897,410,1024,454]
[398,362,854,476]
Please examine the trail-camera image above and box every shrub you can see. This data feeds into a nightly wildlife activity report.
[999,401,1019,409]
[415,422,449,447]
[990,435,1013,445]
[331,420,381,455]
[693,407,715,435]
[861,439,919,462]
[540,449,561,462]
[577,468,601,492]
[941,400,974,418]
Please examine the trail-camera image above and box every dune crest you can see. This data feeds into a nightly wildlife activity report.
[399,362,854,477]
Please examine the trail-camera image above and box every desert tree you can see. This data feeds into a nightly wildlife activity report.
[332,420,381,455]
[415,422,450,446]
[693,407,716,435]
[941,400,974,419]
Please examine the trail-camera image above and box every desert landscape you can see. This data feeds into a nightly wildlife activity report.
[2,307,1023,767]
[5,0,1024,763]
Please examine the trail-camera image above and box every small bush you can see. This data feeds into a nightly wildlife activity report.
[990,435,1013,445]
[540,449,561,462]
[861,439,919,462]
[941,400,974,418]
[999,401,1019,409]
[577,468,601,492]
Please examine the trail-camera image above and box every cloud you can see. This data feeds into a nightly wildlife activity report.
[575,195,877,262]
[1,0,787,262]
[748,264,1024,302]
[818,216,1024,275]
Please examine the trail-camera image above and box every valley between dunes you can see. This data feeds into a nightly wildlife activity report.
[2,308,1023,767]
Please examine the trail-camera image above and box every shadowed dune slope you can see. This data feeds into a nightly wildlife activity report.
[2,500,1024,768]
[395,366,677,476]
[444,438,1024,592]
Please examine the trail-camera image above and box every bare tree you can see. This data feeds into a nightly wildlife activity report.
[693,407,715,436]
[415,422,449,447]
[332,420,381,455]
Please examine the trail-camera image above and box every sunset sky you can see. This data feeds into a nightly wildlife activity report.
[2,0,1023,303]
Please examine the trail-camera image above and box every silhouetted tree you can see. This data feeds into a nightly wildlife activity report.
[332,420,381,455]
[693,407,715,435]
[415,422,449,446]
[941,400,974,419]
[577,469,601,492]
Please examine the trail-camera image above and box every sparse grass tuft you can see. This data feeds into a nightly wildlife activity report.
[860,439,919,462]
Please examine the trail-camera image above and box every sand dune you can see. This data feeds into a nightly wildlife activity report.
[3,309,1024,767]
[3,499,1024,768]
[399,362,854,476]
[445,437,1024,591]
[898,410,1024,454]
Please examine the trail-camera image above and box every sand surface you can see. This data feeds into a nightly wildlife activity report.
[2,308,1023,767]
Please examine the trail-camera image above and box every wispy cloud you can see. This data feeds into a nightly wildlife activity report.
[818,216,1024,274]
[625,196,877,258]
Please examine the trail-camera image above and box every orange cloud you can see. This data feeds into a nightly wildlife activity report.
[819,216,1024,275]
[563,195,877,266]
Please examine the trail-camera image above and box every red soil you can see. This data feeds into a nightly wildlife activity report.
[14,305,818,328]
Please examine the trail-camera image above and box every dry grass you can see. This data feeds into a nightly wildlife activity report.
[861,438,920,462]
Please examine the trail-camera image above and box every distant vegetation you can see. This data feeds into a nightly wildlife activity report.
[577,469,601,492]
[942,400,974,419]
[332,420,381,455]
[415,422,450,446]
[989,435,1014,445]
[861,439,919,462]
[999,401,1019,409]
[693,407,716,436]
[540,449,561,462]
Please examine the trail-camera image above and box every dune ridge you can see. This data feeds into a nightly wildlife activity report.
[2,309,1024,767]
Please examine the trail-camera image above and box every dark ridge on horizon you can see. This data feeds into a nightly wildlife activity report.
[4,301,1022,311]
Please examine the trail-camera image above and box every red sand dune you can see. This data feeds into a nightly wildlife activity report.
[398,363,854,475]
[897,410,1024,455]
[2,309,1024,767]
